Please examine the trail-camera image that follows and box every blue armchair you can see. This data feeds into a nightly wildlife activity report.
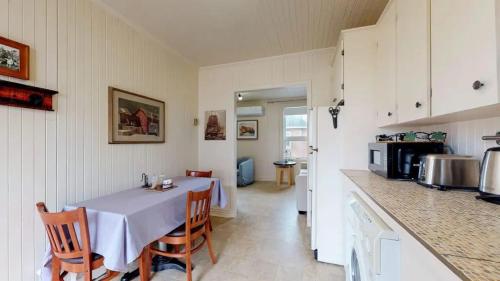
[237,157,254,186]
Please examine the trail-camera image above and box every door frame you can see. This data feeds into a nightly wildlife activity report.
[232,80,312,202]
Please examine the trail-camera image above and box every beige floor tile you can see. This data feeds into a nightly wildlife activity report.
[114,181,345,281]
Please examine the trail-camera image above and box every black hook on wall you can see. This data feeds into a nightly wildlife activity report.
[329,99,345,129]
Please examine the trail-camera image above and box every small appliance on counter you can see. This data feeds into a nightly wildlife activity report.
[368,142,444,180]
[417,154,480,190]
[477,147,500,204]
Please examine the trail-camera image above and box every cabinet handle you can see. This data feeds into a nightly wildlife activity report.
[387,112,392,117]
[415,102,422,108]
[472,80,484,90]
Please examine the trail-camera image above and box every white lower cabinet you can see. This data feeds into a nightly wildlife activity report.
[343,176,463,281]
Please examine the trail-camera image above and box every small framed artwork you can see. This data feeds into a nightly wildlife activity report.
[0,36,30,80]
[108,87,165,144]
[205,110,226,140]
[237,120,258,140]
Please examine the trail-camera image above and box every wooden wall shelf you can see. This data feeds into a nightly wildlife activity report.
[0,79,58,111]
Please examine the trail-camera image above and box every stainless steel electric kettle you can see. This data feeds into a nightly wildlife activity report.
[478,147,500,203]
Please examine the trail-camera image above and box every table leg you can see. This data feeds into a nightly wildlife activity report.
[288,167,292,187]
[120,250,192,281]
[275,168,280,186]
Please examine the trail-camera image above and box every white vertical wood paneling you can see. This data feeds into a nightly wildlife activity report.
[33,0,48,277]
[0,0,198,279]
[198,48,334,217]
[0,0,9,276]
[420,117,500,159]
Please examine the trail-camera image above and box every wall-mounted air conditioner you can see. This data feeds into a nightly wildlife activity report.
[236,106,265,117]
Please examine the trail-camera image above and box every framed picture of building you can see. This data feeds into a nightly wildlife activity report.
[204,110,226,140]
[237,120,258,140]
[108,87,165,144]
[0,36,30,80]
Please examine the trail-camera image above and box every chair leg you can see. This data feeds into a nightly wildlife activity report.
[208,217,213,232]
[185,239,192,281]
[205,227,217,264]
[139,246,151,281]
[102,270,119,281]
[83,270,92,281]
[51,258,61,281]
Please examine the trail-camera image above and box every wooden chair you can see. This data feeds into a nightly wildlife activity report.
[36,202,119,281]
[185,170,213,178]
[185,169,214,231]
[149,183,217,281]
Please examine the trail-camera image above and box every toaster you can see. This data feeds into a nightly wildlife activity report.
[418,154,480,190]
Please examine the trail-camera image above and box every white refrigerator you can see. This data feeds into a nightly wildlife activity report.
[308,105,381,265]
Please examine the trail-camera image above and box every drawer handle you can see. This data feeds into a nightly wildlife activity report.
[472,80,484,90]
[415,102,422,108]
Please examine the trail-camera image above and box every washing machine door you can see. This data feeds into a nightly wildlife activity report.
[348,239,370,281]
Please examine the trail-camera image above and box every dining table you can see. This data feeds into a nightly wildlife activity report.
[40,176,227,281]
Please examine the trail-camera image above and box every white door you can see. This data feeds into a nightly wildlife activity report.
[375,0,397,127]
[396,0,430,123]
[431,0,498,116]
[307,107,317,241]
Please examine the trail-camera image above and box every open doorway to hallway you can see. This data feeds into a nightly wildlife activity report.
[234,85,309,209]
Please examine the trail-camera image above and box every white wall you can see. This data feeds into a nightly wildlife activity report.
[198,47,334,217]
[0,1,198,280]
[237,99,307,181]
[419,116,500,159]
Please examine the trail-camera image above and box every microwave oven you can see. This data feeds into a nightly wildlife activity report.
[368,142,444,180]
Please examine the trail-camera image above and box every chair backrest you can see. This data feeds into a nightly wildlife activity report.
[185,182,214,231]
[36,202,92,261]
[186,170,212,178]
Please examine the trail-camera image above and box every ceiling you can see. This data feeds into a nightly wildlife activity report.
[99,0,388,66]
[237,86,307,102]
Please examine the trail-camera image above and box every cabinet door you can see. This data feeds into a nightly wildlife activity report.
[396,0,430,123]
[375,0,397,127]
[331,40,344,102]
[431,0,498,116]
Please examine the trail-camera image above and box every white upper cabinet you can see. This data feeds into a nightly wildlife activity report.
[331,40,344,103]
[396,0,430,123]
[375,0,397,127]
[431,0,499,116]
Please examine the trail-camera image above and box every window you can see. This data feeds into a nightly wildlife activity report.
[283,106,308,160]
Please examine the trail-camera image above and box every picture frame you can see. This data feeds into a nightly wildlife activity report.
[0,36,29,80]
[237,120,258,140]
[204,110,226,140]
[108,87,165,144]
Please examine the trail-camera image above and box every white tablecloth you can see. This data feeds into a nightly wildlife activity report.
[40,176,227,280]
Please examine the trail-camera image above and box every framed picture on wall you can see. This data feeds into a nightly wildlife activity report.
[108,87,165,144]
[204,110,226,140]
[0,36,29,80]
[237,120,258,140]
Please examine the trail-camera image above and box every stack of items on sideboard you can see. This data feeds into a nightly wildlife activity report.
[368,131,500,205]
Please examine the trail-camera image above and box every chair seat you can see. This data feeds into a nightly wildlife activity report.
[167,223,205,237]
[62,253,103,264]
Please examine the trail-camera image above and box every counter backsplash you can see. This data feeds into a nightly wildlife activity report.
[419,116,500,159]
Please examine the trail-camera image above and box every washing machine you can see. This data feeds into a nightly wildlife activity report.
[344,192,400,281]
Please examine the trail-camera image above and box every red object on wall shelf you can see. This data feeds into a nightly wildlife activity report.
[0,80,58,111]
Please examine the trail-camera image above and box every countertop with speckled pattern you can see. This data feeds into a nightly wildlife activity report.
[342,170,500,281]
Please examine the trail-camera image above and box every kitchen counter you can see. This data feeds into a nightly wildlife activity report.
[342,170,500,281]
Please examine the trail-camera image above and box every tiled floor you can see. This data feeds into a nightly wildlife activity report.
[122,181,345,281]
